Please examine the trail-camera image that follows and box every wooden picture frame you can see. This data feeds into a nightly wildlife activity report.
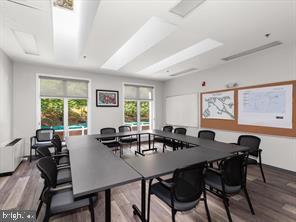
[96,89,119,107]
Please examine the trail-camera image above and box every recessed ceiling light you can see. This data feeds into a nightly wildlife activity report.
[138,38,222,75]
[170,0,207,17]
[12,30,39,56]
[101,16,177,71]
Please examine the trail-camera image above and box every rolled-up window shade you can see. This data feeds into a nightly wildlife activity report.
[139,87,153,100]
[40,77,88,98]
[124,85,138,100]
[124,84,153,100]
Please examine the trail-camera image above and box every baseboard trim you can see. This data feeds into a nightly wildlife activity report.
[262,163,296,175]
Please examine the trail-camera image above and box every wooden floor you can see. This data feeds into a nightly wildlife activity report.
[0,143,296,222]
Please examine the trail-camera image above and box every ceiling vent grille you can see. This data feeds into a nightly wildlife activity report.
[7,0,39,10]
[170,68,198,77]
[170,0,206,17]
[222,41,283,61]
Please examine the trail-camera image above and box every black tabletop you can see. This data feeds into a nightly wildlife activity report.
[125,146,230,180]
[95,130,151,139]
[67,135,142,198]
[149,130,250,153]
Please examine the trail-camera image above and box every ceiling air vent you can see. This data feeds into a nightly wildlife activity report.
[7,0,39,10]
[170,0,206,17]
[222,41,283,61]
[170,68,198,77]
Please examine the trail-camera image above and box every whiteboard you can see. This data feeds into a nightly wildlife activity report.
[165,93,198,127]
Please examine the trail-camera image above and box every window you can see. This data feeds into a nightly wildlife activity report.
[124,84,154,130]
[38,76,89,138]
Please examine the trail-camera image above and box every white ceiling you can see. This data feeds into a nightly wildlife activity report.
[0,0,295,80]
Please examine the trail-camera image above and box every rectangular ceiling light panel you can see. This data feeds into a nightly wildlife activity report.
[139,38,222,75]
[222,41,283,61]
[170,0,206,17]
[170,68,198,77]
[12,30,39,55]
[101,17,177,70]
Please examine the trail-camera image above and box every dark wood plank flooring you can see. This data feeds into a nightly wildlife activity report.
[0,143,295,222]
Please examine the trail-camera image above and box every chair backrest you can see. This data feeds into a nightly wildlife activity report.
[100,128,116,141]
[172,162,206,202]
[36,146,52,158]
[220,154,247,187]
[36,129,55,142]
[238,135,261,157]
[37,157,57,188]
[118,125,132,132]
[198,130,215,140]
[174,127,187,135]
[52,134,63,153]
[163,125,173,133]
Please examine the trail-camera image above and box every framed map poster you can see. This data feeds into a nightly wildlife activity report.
[202,90,235,120]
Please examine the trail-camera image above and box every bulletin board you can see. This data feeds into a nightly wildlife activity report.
[200,80,296,137]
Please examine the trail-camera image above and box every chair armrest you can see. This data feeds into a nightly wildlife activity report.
[50,184,72,192]
[57,165,71,170]
[156,177,175,189]
[53,153,69,158]
[207,167,222,176]
[30,136,36,146]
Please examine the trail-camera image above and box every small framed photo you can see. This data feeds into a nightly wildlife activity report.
[96,89,119,107]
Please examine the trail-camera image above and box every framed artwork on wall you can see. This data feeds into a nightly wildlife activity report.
[96,89,119,107]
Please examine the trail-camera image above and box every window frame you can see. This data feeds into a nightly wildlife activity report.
[36,73,92,136]
[122,82,155,130]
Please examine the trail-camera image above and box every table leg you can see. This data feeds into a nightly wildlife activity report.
[105,189,111,222]
[142,133,157,154]
[135,134,144,156]
[132,179,146,222]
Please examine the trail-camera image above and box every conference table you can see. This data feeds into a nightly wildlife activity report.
[68,130,251,222]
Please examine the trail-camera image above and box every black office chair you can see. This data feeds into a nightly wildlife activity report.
[118,125,138,149]
[152,125,173,149]
[235,135,266,183]
[36,157,97,222]
[30,129,55,162]
[100,128,122,156]
[36,146,71,185]
[205,154,254,222]
[52,134,68,154]
[163,127,187,152]
[198,130,216,140]
[147,162,211,222]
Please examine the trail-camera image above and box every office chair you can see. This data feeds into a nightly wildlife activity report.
[236,135,266,183]
[205,154,255,222]
[36,157,97,222]
[163,127,187,152]
[52,134,68,154]
[152,125,173,149]
[100,128,122,156]
[147,162,211,222]
[198,130,216,140]
[118,125,138,149]
[30,129,55,162]
[36,146,71,185]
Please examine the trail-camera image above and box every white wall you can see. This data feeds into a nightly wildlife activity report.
[13,62,164,154]
[0,49,13,145]
[163,44,296,172]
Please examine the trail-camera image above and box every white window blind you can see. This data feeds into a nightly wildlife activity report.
[124,84,153,100]
[40,77,89,98]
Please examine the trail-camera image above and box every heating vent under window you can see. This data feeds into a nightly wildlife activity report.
[170,68,198,77]
[222,41,283,61]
